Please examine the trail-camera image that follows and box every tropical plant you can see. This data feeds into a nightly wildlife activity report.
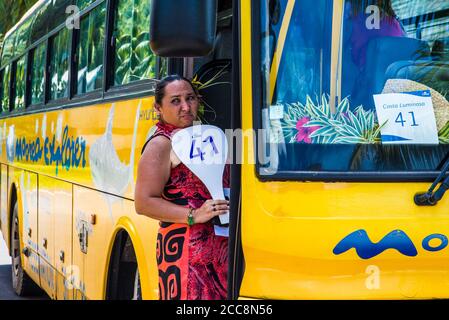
[277,95,386,144]
[114,0,157,85]
[0,0,38,40]
[438,122,449,144]
[191,62,231,124]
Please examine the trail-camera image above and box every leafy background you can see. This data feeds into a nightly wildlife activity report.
[114,0,161,85]
[0,0,38,49]
[275,94,449,145]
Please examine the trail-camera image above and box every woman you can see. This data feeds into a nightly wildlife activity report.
[348,0,406,68]
[134,75,229,300]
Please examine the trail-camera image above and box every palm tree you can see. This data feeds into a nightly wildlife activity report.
[0,0,38,49]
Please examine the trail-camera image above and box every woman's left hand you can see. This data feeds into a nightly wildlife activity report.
[193,199,229,224]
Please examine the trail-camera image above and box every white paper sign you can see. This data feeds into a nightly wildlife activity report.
[373,90,438,144]
[269,104,284,120]
[171,125,229,225]
[214,188,230,237]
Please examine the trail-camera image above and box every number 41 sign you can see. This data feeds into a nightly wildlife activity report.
[171,125,229,225]
[373,90,439,144]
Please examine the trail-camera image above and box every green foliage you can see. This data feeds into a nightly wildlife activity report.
[438,121,449,144]
[280,95,386,144]
[114,0,156,85]
[77,3,106,94]
[278,95,449,144]
[0,0,38,44]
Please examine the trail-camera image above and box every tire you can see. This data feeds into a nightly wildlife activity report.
[11,202,41,296]
[132,268,142,300]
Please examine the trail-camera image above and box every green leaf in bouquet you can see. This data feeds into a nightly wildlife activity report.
[309,126,337,138]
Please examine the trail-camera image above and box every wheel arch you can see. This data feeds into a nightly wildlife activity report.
[104,216,151,300]
[8,182,18,256]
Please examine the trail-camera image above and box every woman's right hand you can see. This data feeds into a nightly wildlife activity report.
[193,199,229,224]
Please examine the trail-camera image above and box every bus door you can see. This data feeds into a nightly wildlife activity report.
[37,175,56,299]
[38,175,73,300]
[73,185,128,300]
[16,170,40,288]
[239,0,449,299]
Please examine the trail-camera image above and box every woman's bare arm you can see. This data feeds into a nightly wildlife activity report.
[134,135,191,223]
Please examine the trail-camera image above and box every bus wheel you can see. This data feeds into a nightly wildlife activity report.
[11,202,40,296]
[132,268,142,300]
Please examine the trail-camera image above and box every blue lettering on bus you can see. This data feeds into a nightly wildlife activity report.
[333,229,418,259]
[422,234,448,252]
[14,125,86,175]
[334,229,449,259]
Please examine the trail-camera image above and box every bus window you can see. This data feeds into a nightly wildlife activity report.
[159,57,168,78]
[49,28,70,101]
[30,43,46,105]
[14,18,33,58]
[13,55,27,110]
[77,0,98,11]
[0,69,3,111]
[341,0,449,111]
[261,0,332,106]
[76,2,106,95]
[30,1,51,45]
[1,65,11,112]
[1,34,15,67]
[259,0,449,176]
[113,0,157,85]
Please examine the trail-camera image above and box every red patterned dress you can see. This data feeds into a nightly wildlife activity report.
[145,121,229,300]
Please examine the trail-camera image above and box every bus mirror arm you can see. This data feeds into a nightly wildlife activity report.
[414,191,437,206]
[414,156,449,206]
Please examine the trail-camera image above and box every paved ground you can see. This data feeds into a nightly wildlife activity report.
[0,231,48,300]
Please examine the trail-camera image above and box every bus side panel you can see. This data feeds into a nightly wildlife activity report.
[38,175,56,298]
[15,169,40,287]
[1,164,9,249]
[239,173,449,299]
[39,175,73,300]
[73,185,115,300]
[73,184,160,300]
[54,180,73,300]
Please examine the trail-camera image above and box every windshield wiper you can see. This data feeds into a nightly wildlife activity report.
[415,156,449,206]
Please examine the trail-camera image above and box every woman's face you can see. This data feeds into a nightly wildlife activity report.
[156,80,199,128]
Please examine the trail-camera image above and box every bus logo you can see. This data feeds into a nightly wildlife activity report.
[333,229,449,259]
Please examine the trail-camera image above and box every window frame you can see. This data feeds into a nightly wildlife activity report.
[72,1,106,99]
[0,0,170,120]
[28,42,47,109]
[105,0,162,93]
[251,0,449,182]
[0,68,4,112]
[11,54,28,112]
[0,64,12,114]
[47,26,72,104]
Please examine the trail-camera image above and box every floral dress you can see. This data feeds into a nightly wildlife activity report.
[144,121,229,300]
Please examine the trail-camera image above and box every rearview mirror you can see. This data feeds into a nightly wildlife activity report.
[150,0,217,57]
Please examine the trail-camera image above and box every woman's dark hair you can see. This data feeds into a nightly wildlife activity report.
[155,74,199,105]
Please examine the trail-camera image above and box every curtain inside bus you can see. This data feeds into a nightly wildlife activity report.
[259,0,449,175]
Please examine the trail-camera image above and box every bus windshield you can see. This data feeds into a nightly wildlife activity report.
[259,0,449,177]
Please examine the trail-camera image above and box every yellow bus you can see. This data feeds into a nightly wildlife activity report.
[1,0,449,300]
